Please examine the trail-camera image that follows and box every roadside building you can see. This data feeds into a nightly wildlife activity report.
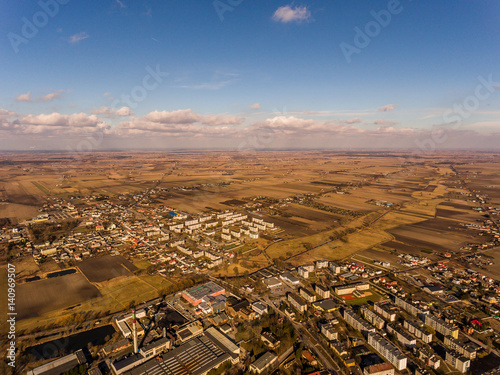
[363,363,395,375]
[424,315,459,339]
[445,350,470,373]
[288,292,307,313]
[300,287,316,303]
[315,284,330,299]
[367,332,407,371]
[374,302,397,322]
[250,352,277,374]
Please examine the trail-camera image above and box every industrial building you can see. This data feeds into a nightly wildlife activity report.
[112,327,239,375]
[26,349,87,375]
[182,282,225,306]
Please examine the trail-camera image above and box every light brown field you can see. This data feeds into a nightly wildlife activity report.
[1,150,499,280]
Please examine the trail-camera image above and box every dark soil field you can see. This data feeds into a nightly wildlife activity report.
[16,273,100,319]
[260,214,316,237]
[439,201,476,210]
[411,217,469,232]
[78,255,138,282]
[281,204,342,223]
[381,240,421,253]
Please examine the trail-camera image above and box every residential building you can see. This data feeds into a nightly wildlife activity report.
[315,260,329,269]
[403,320,432,343]
[361,307,385,330]
[386,324,417,348]
[344,309,376,336]
[367,332,407,371]
[425,314,459,339]
[298,264,315,278]
[261,331,280,349]
[445,350,470,373]
[288,292,307,313]
[395,296,428,319]
[319,322,338,341]
[315,284,330,299]
[329,262,341,274]
[374,303,397,322]
[300,287,316,303]
[444,335,477,359]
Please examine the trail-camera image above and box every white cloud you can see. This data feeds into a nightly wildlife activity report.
[39,89,69,102]
[374,119,398,126]
[272,5,312,23]
[378,104,397,112]
[143,109,242,126]
[115,0,126,8]
[0,109,17,121]
[69,32,89,44]
[91,106,133,118]
[345,117,363,124]
[249,103,261,110]
[16,92,32,102]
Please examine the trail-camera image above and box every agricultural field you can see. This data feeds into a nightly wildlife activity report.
[16,273,100,319]
[77,255,138,283]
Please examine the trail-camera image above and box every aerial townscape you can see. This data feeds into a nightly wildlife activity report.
[1,151,500,375]
[2,1,500,375]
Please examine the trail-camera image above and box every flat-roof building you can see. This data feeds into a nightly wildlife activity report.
[363,362,395,375]
[367,332,407,371]
[115,327,239,375]
[250,352,277,374]
[27,349,87,375]
[425,315,459,339]
[445,350,470,373]
[182,282,225,306]
[344,309,376,336]
[288,292,307,313]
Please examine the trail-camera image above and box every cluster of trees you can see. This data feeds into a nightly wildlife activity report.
[157,274,208,299]
[29,220,80,244]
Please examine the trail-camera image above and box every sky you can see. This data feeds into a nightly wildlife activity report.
[1,0,500,151]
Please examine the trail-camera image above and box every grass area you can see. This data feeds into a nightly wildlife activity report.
[133,260,152,270]
[17,273,172,333]
[344,290,384,306]
[268,195,445,265]
[31,181,50,195]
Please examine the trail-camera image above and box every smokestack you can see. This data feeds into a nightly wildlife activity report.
[132,309,138,354]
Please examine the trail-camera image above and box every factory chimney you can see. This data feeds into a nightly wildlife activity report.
[132,309,138,354]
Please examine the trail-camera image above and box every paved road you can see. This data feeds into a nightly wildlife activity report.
[263,296,343,375]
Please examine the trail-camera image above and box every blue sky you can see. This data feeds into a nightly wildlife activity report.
[1,0,499,150]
